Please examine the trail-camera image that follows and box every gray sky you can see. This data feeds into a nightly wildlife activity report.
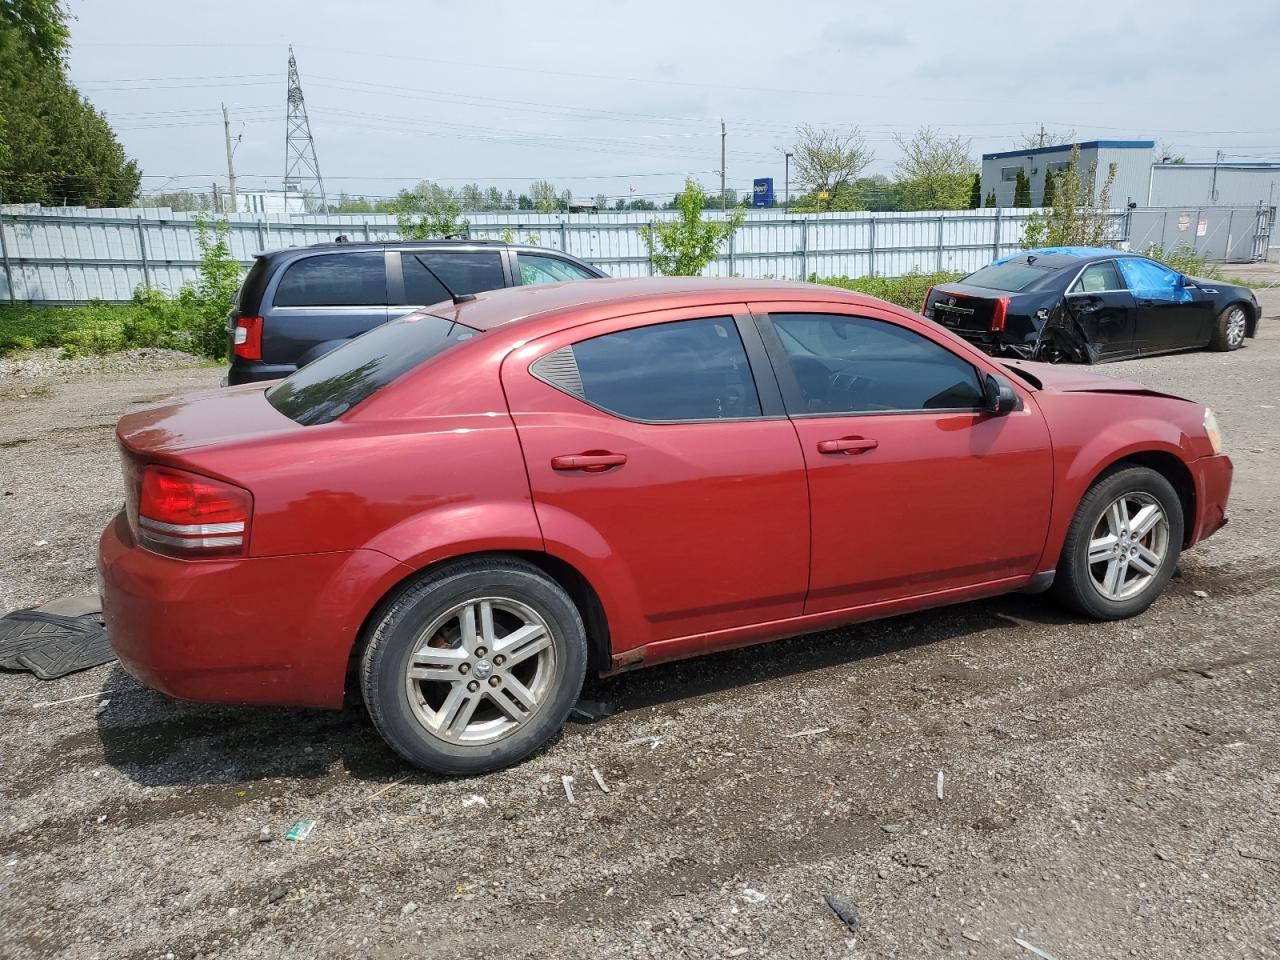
[66,0,1280,205]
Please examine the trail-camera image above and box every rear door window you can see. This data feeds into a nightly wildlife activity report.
[1071,261,1124,293]
[535,317,761,422]
[273,252,387,307]
[517,253,596,285]
[266,313,477,424]
[400,251,505,304]
[768,313,984,413]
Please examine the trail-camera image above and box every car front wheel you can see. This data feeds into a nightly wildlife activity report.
[1052,465,1184,620]
[360,557,588,775]
[1210,304,1248,351]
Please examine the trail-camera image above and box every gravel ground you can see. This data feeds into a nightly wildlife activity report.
[2,286,1279,960]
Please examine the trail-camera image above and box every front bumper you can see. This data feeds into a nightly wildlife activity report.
[98,513,409,709]
[1188,453,1232,547]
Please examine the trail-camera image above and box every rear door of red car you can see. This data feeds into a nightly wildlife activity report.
[751,300,1053,614]
[501,304,810,653]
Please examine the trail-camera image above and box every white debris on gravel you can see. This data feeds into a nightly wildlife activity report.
[0,347,210,380]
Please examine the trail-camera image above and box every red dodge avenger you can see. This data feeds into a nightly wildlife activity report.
[99,278,1232,774]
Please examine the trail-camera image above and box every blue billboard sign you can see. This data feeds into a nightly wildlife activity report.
[752,177,774,208]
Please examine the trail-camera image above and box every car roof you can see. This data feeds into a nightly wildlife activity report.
[992,246,1135,269]
[254,240,591,260]
[422,276,898,332]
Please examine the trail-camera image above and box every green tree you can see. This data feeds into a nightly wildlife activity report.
[968,172,982,209]
[531,179,568,213]
[1012,169,1031,207]
[0,0,69,65]
[1040,170,1057,208]
[641,179,743,276]
[790,124,875,212]
[393,182,468,239]
[984,191,997,208]
[893,127,977,210]
[0,23,141,205]
[1023,144,1118,248]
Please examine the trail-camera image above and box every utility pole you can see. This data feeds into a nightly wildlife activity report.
[212,180,222,214]
[720,119,727,212]
[1210,149,1223,203]
[222,103,238,213]
[1037,123,1047,148]
[785,152,793,211]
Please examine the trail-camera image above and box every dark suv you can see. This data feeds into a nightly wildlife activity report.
[226,240,606,385]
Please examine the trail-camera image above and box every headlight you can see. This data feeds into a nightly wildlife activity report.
[1203,408,1223,455]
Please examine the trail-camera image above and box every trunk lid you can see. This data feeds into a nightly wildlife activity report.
[116,383,301,458]
[925,283,1001,333]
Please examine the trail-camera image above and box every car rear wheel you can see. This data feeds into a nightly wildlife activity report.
[360,557,587,775]
[1209,304,1248,351]
[1052,465,1183,620]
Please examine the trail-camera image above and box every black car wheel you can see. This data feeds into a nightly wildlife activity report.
[1052,465,1183,620]
[360,557,588,775]
[1210,304,1249,351]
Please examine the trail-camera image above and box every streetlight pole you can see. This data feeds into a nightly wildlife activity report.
[784,152,792,211]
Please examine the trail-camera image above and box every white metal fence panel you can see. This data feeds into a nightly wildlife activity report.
[0,204,1269,304]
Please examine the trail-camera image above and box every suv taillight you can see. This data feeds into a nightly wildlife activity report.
[137,465,251,558]
[233,316,263,360]
[922,285,935,318]
[991,297,1009,332]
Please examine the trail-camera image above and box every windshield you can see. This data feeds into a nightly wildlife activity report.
[963,262,1053,292]
[266,313,478,425]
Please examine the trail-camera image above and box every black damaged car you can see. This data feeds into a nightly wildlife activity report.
[923,247,1260,363]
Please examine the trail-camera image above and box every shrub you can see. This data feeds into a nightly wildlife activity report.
[1142,242,1222,280]
[811,271,963,313]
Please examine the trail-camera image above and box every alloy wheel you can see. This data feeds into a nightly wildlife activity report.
[404,597,556,745]
[1225,307,1247,348]
[1087,492,1169,601]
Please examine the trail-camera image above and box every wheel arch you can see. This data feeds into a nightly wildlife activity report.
[345,549,614,692]
[1084,450,1196,547]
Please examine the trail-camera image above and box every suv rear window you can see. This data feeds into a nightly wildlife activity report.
[962,262,1052,292]
[266,313,477,425]
[236,256,273,313]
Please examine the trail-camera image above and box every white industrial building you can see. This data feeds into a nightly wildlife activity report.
[981,140,1156,208]
[1147,162,1280,209]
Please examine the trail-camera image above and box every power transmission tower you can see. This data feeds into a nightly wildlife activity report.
[283,46,326,213]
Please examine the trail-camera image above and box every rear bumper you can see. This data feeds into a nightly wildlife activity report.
[98,513,409,708]
[226,361,296,386]
[1188,453,1233,546]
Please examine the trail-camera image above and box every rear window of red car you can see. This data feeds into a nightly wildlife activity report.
[266,313,477,425]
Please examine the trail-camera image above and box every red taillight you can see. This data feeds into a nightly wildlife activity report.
[991,297,1009,332]
[137,465,251,558]
[922,285,935,317]
[233,316,263,360]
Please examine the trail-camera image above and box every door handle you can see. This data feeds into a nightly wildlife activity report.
[550,452,628,472]
[816,437,878,455]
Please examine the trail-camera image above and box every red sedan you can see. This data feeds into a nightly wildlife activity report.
[98,278,1233,774]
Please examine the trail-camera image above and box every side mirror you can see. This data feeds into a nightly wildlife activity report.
[983,374,1018,415]
[1179,274,1197,289]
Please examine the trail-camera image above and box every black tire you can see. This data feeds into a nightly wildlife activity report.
[1052,465,1183,621]
[360,557,587,775]
[1209,303,1249,352]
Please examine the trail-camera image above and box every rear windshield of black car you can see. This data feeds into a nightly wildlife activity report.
[963,262,1053,292]
[266,313,477,425]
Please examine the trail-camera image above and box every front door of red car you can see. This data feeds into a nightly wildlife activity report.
[501,305,810,654]
[751,303,1053,614]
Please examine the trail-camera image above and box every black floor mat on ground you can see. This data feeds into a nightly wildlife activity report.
[0,609,116,679]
